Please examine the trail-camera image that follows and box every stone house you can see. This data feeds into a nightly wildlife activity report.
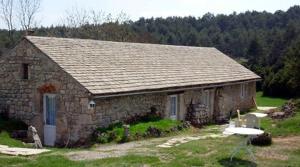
[0,36,260,146]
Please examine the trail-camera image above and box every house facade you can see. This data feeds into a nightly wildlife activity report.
[0,36,260,146]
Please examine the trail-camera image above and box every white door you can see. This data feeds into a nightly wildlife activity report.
[43,94,56,146]
[170,95,178,120]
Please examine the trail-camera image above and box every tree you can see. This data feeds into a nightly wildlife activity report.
[18,0,41,31]
[246,38,264,67]
[0,0,15,44]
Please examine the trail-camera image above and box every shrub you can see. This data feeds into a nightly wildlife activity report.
[146,126,162,137]
[96,133,109,144]
[93,119,189,144]
[0,118,28,133]
[118,135,131,143]
[251,133,272,146]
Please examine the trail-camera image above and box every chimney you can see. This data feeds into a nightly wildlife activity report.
[25,29,35,36]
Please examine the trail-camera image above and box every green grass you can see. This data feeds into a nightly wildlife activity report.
[0,131,26,147]
[0,118,28,147]
[256,91,288,107]
[261,109,300,137]
[95,119,182,143]
[113,119,181,136]
[1,94,300,166]
[1,116,300,166]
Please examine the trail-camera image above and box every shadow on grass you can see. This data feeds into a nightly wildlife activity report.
[218,158,257,167]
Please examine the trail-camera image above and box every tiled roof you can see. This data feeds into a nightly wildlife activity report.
[25,36,260,95]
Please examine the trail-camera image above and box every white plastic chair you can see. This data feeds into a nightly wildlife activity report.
[244,114,259,129]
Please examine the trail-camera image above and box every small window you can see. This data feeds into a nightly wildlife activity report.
[203,90,210,106]
[22,63,29,80]
[88,100,96,109]
[241,84,247,98]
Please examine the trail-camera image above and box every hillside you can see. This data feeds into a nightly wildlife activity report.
[0,5,299,97]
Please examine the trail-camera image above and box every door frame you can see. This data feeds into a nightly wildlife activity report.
[43,93,56,146]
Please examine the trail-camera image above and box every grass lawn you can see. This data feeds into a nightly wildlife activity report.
[261,110,300,137]
[0,132,25,147]
[256,91,288,107]
[0,96,299,166]
[1,122,300,167]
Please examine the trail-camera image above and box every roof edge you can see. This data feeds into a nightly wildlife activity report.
[94,78,261,98]
[24,35,216,49]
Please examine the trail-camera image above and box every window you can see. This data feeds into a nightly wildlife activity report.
[22,63,29,80]
[88,100,96,109]
[203,90,210,106]
[202,90,211,111]
[170,95,178,120]
[241,83,247,98]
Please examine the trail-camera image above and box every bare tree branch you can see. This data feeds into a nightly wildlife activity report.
[64,7,90,28]
[17,0,41,30]
[0,0,15,42]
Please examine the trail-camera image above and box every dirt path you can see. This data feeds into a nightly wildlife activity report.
[67,136,170,160]
[256,136,300,161]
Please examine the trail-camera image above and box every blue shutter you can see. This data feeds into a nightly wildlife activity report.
[170,96,177,116]
[46,95,56,125]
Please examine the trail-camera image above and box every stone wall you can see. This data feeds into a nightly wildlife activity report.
[0,39,92,144]
[91,82,256,128]
[92,93,168,127]
[214,82,256,122]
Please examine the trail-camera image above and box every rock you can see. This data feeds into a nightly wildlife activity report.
[28,126,43,149]
[271,112,285,119]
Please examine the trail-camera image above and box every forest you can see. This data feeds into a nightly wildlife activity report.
[0,5,299,97]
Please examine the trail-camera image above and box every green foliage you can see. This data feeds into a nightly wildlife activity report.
[0,117,28,133]
[1,6,300,97]
[94,119,182,144]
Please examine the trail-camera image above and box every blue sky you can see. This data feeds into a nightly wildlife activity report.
[1,0,300,28]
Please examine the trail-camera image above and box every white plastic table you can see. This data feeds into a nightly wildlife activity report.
[250,112,268,129]
[224,127,264,161]
[250,112,267,118]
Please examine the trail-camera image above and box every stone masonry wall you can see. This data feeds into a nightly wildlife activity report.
[92,93,168,127]
[214,82,256,122]
[0,39,92,144]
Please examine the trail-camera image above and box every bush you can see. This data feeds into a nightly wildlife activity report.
[0,118,28,133]
[251,133,272,146]
[96,133,109,144]
[93,119,189,144]
[146,126,162,137]
[118,135,131,143]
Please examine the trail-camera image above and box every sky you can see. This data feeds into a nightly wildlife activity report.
[1,0,300,29]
